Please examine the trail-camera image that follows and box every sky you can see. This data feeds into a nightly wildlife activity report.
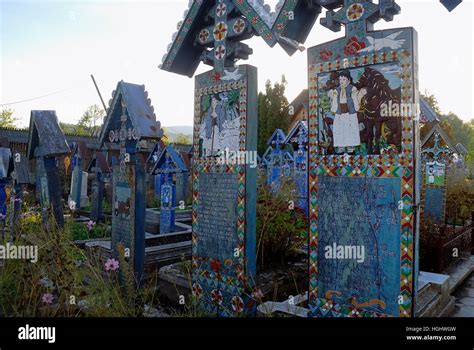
[1,0,473,128]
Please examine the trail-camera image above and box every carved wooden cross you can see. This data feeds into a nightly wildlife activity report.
[321,0,401,36]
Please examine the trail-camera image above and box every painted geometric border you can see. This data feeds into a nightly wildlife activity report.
[308,33,418,317]
[191,77,251,316]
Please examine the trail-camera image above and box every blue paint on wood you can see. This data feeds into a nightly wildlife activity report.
[90,172,105,222]
[424,187,444,224]
[317,176,401,316]
[160,178,176,234]
[192,65,257,316]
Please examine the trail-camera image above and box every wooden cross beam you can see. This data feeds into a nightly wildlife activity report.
[159,0,330,77]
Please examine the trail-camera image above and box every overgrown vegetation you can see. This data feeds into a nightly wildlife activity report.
[0,211,159,317]
[256,176,307,270]
[67,221,110,241]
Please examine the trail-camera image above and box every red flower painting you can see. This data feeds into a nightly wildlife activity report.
[344,36,366,56]
[210,258,222,273]
[212,72,221,82]
[320,50,333,61]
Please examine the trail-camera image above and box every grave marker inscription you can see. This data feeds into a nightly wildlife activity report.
[307,0,420,317]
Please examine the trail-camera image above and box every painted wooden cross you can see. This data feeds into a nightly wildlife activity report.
[151,144,189,234]
[99,81,163,284]
[159,155,176,234]
[422,132,454,163]
[321,0,401,36]
[159,0,326,77]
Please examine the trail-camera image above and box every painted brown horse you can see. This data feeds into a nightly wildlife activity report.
[354,67,402,154]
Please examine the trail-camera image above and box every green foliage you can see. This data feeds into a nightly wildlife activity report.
[226,89,240,107]
[445,166,473,223]
[0,214,158,317]
[60,105,104,136]
[67,221,110,241]
[419,219,442,272]
[420,92,473,162]
[256,176,307,270]
[172,134,192,145]
[149,196,161,209]
[0,108,18,128]
[201,95,211,113]
[258,76,290,155]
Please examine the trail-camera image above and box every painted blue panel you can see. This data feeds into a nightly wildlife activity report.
[424,187,444,224]
[196,173,239,263]
[160,182,176,234]
[317,176,401,316]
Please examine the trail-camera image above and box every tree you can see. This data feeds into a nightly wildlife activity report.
[173,133,192,145]
[78,105,104,135]
[257,76,289,155]
[0,108,18,128]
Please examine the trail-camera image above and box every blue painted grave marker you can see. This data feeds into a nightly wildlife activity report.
[421,126,458,225]
[308,0,420,317]
[68,141,89,211]
[99,81,163,284]
[161,0,324,316]
[88,151,110,222]
[284,120,308,214]
[151,145,189,234]
[27,111,70,228]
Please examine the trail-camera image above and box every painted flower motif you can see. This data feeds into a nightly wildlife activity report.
[223,258,233,268]
[216,2,227,17]
[347,3,365,21]
[213,22,228,41]
[212,72,221,82]
[42,293,54,305]
[210,289,223,305]
[231,296,244,313]
[192,283,203,298]
[86,220,96,231]
[198,29,209,43]
[236,265,245,282]
[214,45,226,60]
[210,258,221,274]
[344,36,366,56]
[251,289,264,300]
[233,18,245,34]
[104,258,120,272]
[319,50,333,61]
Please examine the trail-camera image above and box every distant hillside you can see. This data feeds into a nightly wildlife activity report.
[163,125,193,144]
